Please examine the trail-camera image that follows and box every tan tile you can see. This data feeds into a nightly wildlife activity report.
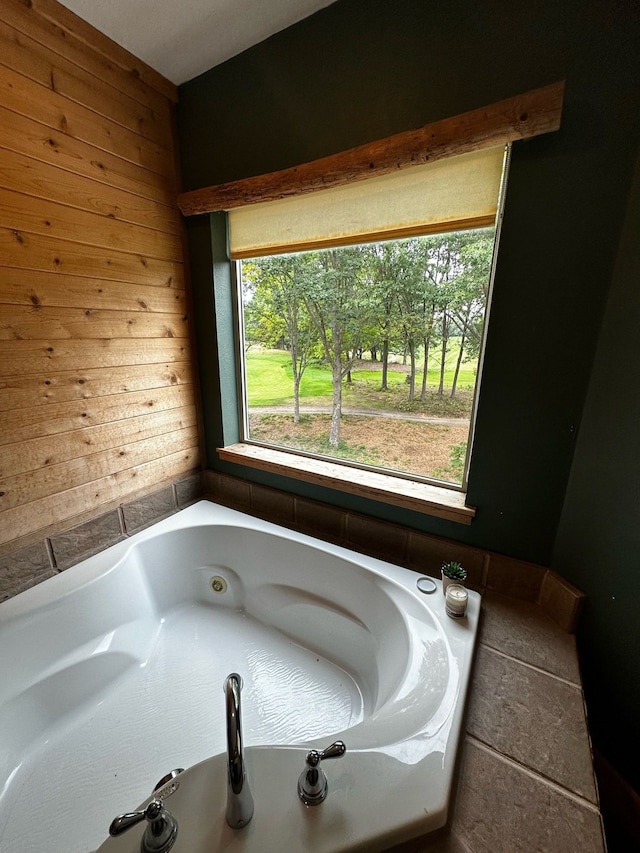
[467,646,597,802]
[174,472,204,507]
[486,552,547,602]
[49,511,124,570]
[453,739,605,853]
[202,469,220,495]
[121,486,176,534]
[250,483,295,525]
[539,570,585,633]
[479,591,581,683]
[215,473,252,512]
[9,569,58,599]
[295,497,345,543]
[0,540,53,601]
[407,532,485,590]
[346,512,408,564]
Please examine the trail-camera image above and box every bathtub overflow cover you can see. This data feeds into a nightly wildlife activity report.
[416,577,437,594]
[210,576,227,594]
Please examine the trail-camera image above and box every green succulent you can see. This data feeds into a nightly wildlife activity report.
[441,561,467,581]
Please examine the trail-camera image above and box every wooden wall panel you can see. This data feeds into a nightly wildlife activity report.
[0,150,182,234]
[0,107,178,205]
[0,0,201,548]
[1,269,186,312]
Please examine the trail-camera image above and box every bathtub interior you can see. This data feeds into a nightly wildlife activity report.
[0,503,477,853]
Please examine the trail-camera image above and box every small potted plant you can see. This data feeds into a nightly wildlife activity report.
[441,561,467,594]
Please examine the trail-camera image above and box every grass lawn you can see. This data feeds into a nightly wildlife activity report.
[245,348,477,417]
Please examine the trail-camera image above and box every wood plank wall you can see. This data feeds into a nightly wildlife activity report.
[0,0,201,547]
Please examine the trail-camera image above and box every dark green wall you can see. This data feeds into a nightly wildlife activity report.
[178,0,640,787]
[553,148,640,792]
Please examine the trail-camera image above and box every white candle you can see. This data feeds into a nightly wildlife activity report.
[445,583,468,618]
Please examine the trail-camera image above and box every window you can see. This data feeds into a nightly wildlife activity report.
[239,227,497,487]
[230,146,508,494]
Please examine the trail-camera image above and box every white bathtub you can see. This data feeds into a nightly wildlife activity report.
[0,500,480,853]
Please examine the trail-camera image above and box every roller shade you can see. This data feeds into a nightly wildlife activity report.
[229,145,506,259]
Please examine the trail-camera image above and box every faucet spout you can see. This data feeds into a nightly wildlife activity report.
[224,673,254,829]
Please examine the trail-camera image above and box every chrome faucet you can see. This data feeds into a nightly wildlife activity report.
[224,673,254,829]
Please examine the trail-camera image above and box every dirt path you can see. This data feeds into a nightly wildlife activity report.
[249,405,470,428]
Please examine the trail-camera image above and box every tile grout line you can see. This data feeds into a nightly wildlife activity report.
[466,735,601,814]
[478,640,582,688]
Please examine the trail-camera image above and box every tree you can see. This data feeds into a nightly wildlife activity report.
[362,242,405,391]
[419,230,493,397]
[302,247,372,446]
[447,230,494,396]
[242,254,317,423]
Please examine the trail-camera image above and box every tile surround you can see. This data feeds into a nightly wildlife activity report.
[453,739,604,853]
[0,540,55,602]
[121,486,176,535]
[295,496,345,541]
[467,645,597,802]
[485,552,548,602]
[251,482,295,525]
[478,591,581,683]
[539,570,585,633]
[50,510,124,571]
[346,512,409,563]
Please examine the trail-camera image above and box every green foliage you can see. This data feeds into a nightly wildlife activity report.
[449,442,468,479]
[431,440,469,482]
[441,561,467,581]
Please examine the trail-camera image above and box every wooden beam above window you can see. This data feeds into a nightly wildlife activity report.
[178,81,564,217]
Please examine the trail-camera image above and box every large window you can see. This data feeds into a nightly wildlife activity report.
[231,146,508,491]
[238,226,496,487]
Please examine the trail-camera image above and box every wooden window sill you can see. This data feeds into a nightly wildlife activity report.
[217,443,476,525]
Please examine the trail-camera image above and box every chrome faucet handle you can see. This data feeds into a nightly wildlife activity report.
[109,798,178,853]
[297,740,346,805]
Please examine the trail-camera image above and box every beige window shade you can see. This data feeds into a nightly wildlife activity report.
[229,145,506,259]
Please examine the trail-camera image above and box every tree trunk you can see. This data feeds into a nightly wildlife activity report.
[408,339,416,400]
[370,346,378,362]
[438,312,448,397]
[381,339,389,390]
[293,372,301,423]
[420,335,431,400]
[451,331,467,398]
[329,364,342,446]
